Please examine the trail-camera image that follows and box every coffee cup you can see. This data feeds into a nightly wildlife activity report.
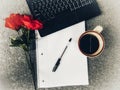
[78,26,105,57]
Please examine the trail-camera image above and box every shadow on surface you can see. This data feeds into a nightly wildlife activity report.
[5,50,34,90]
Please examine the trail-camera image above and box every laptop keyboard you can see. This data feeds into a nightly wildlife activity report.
[30,0,94,21]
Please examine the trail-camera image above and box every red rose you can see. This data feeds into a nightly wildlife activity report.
[21,15,43,30]
[5,14,23,30]
[5,14,43,30]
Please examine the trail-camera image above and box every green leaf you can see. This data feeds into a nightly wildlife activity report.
[9,27,32,51]
[20,44,28,51]
[10,37,24,47]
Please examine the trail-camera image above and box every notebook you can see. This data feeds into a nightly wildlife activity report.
[35,21,89,88]
[26,0,101,37]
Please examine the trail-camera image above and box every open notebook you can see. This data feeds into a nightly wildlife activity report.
[35,21,89,88]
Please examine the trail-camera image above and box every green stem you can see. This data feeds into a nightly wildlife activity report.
[25,51,32,71]
[27,30,30,45]
[25,51,36,89]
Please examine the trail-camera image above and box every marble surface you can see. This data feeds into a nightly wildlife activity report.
[0,0,120,90]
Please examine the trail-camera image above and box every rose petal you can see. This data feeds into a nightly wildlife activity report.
[5,13,23,30]
[21,15,43,30]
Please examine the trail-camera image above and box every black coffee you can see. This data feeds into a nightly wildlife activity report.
[79,34,99,54]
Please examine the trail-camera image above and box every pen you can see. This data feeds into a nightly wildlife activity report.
[52,38,72,72]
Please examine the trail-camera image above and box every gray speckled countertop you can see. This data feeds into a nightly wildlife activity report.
[0,0,120,90]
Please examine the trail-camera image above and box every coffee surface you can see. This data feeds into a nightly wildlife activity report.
[79,34,99,54]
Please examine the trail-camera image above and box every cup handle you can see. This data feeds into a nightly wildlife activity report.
[93,26,103,33]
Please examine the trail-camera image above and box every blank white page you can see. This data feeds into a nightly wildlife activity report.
[36,21,89,88]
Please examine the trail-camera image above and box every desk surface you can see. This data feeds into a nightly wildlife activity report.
[0,0,120,90]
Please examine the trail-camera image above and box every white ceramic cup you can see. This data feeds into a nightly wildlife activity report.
[78,26,105,57]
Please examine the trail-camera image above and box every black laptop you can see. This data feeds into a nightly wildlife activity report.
[26,0,101,37]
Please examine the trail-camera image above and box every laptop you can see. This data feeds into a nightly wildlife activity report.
[26,0,101,37]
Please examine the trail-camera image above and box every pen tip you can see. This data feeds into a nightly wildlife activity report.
[69,38,72,42]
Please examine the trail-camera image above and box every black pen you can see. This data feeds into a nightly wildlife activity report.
[52,38,72,72]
